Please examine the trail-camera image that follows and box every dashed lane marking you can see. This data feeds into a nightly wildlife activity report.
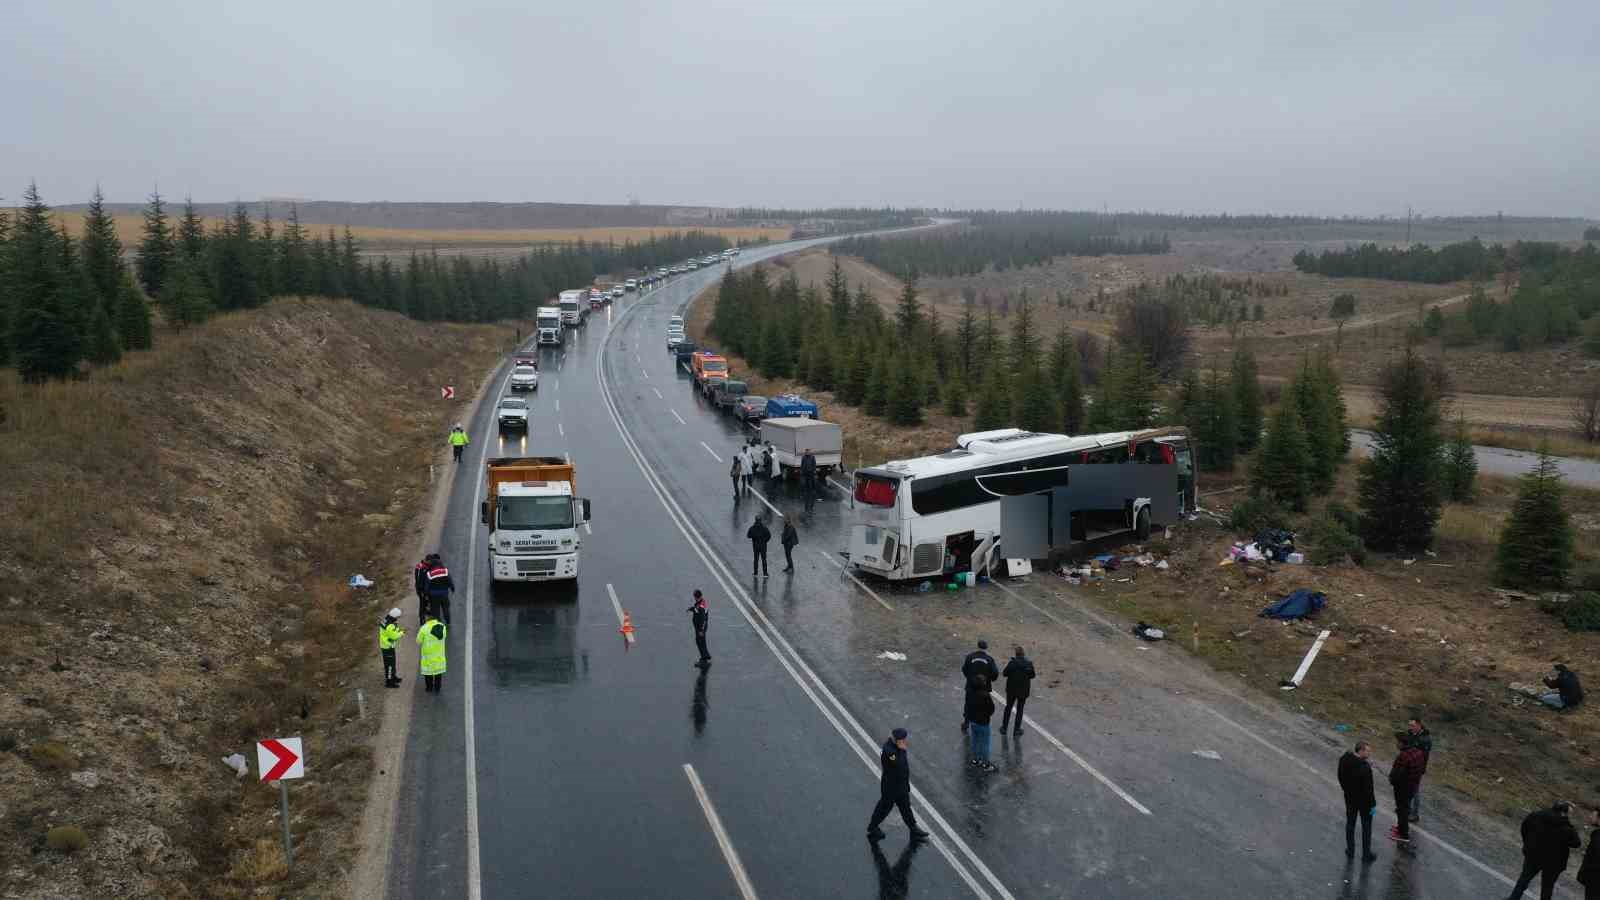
[816,551,894,612]
[683,764,758,900]
[606,583,634,645]
[700,442,723,463]
[991,690,1151,815]
[671,409,686,425]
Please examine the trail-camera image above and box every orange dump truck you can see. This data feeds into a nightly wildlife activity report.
[691,351,730,395]
[480,457,591,583]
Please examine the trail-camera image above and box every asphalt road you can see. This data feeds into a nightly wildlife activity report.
[1350,428,1600,486]
[389,239,1568,899]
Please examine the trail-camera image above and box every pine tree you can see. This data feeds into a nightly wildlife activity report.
[1442,412,1478,502]
[280,203,309,295]
[1009,290,1041,374]
[177,197,207,261]
[212,203,261,310]
[944,371,969,417]
[160,255,213,329]
[256,203,279,298]
[894,274,922,340]
[1047,326,1085,434]
[114,270,153,350]
[888,356,924,425]
[826,256,851,329]
[1231,347,1264,453]
[1357,350,1445,552]
[79,186,125,305]
[11,183,84,381]
[954,298,978,377]
[136,189,175,296]
[1292,351,1348,489]
[1194,366,1238,470]
[1252,404,1312,510]
[972,365,1010,431]
[341,226,362,302]
[1495,449,1573,587]
[84,272,122,366]
[1017,368,1059,432]
[865,350,892,417]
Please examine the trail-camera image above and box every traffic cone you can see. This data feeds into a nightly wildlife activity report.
[619,611,635,642]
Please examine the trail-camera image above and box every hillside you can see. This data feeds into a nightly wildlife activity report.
[0,299,518,898]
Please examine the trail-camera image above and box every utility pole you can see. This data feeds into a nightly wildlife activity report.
[1405,205,1413,247]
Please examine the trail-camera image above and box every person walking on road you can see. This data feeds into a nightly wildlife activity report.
[448,424,470,463]
[867,728,930,843]
[378,608,406,688]
[800,450,817,512]
[781,518,799,573]
[747,515,772,578]
[1576,804,1600,900]
[412,555,430,614]
[1337,740,1378,862]
[424,555,455,626]
[417,611,447,694]
[1507,800,1583,900]
[739,444,756,493]
[999,646,1035,736]
[687,590,711,667]
[1387,732,1425,845]
[965,674,997,771]
[960,640,999,734]
[730,457,743,502]
[1404,717,1432,823]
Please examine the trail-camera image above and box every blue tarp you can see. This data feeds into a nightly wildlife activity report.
[1259,589,1326,620]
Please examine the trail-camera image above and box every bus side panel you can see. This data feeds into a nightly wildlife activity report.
[999,493,1052,559]
[1066,464,1179,525]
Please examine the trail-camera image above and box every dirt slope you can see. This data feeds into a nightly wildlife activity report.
[0,299,517,898]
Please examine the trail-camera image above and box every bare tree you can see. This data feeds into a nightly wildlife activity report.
[1574,378,1600,443]
[1329,292,1357,350]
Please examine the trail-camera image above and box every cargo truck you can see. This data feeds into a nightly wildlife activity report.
[761,417,843,477]
[558,290,587,327]
[536,307,564,345]
[482,457,592,583]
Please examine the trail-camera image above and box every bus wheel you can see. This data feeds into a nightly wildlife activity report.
[1135,507,1151,541]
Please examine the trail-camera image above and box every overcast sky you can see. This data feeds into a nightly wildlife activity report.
[5,0,1596,216]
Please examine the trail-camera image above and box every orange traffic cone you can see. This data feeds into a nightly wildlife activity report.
[619,611,635,643]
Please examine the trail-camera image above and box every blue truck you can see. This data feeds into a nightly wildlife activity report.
[764,393,819,420]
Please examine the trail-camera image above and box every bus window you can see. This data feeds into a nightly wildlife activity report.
[854,474,899,508]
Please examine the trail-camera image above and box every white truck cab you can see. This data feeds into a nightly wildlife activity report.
[536,306,563,345]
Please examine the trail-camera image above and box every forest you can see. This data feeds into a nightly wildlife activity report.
[0,184,730,382]
[832,217,1169,278]
[1292,239,1508,283]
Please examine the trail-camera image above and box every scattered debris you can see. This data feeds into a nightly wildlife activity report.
[69,770,100,788]
[1155,560,1170,570]
[348,574,375,589]
[221,753,249,778]
[1259,590,1327,621]
[876,651,907,661]
[1133,622,1166,641]
[1192,749,1223,760]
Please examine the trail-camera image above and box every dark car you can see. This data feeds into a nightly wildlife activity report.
[734,394,768,422]
[715,380,749,413]
[673,340,699,370]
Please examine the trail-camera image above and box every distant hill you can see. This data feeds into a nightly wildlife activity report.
[61,200,737,230]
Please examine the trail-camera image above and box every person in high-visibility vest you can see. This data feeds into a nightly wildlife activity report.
[417,611,448,693]
[448,424,470,463]
[378,608,406,688]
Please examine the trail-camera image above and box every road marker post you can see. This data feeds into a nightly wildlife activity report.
[256,736,305,871]
[1280,629,1332,690]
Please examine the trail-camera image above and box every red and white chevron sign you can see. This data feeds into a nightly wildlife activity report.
[440,385,456,400]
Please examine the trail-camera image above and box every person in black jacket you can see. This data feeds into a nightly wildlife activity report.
[999,647,1035,736]
[1540,664,1585,711]
[959,641,999,733]
[1337,741,1378,862]
[747,515,771,578]
[780,519,799,573]
[867,728,929,842]
[1576,804,1599,900]
[965,675,997,771]
[1508,800,1583,900]
[686,590,711,668]
[1405,718,1433,823]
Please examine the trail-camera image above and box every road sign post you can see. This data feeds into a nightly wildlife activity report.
[257,736,305,872]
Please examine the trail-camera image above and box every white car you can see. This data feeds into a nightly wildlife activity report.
[667,332,686,350]
[497,396,530,430]
[625,279,638,291]
[510,365,539,392]
[610,286,625,300]
[669,314,684,326]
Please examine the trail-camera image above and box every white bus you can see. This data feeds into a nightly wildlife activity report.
[847,427,1194,582]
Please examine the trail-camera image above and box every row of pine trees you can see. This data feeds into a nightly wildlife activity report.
[1,183,734,383]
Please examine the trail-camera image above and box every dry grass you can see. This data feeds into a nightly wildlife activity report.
[0,297,520,898]
[40,211,790,250]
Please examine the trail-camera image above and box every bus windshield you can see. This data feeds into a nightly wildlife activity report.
[854,474,899,508]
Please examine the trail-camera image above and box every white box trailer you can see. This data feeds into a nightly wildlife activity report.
[759,417,842,477]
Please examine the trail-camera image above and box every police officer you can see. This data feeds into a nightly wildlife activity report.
[800,450,817,512]
[960,640,999,733]
[747,515,772,578]
[378,608,406,688]
[412,555,431,617]
[425,554,455,626]
[448,424,470,463]
[417,611,447,694]
[867,728,929,843]
[687,590,711,668]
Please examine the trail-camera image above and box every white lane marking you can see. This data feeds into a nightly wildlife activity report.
[596,319,1003,900]
[642,368,650,379]
[827,477,851,495]
[607,583,634,645]
[991,690,1151,815]
[555,398,560,412]
[817,551,894,612]
[558,423,564,437]
[652,387,663,400]
[671,409,686,425]
[747,486,784,519]
[700,441,723,463]
[683,764,758,900]
[564,451,571,463]
[461,364,514,900]
[1196,706,1515,889]
[987,579,1071,628]
[583,521,592,534]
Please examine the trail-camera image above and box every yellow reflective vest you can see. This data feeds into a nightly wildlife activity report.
[448,430,470,447]
[379,622,405,650]
[418,620,448,675]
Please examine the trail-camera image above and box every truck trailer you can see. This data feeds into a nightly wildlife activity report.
[536,307,563,345]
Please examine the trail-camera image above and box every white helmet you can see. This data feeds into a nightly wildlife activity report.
[455,423,463,429]
[388,607,403,619]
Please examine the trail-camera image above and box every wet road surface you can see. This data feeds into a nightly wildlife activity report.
[1350,428,1600,487]
[389,239,1562,898]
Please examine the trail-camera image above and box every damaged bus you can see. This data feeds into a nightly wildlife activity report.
[847,427,1194,582]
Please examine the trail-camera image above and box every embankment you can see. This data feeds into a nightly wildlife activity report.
[0,297,519,898]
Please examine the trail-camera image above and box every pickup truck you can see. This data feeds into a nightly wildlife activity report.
[510,364,539,392]
[496,396,530,431]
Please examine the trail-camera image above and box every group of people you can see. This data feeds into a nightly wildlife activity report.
[957,641,1035,772]
[1337,714,1598,900]
[373,553,457,695]
[744,513,799,577]
[729,438,820,513]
